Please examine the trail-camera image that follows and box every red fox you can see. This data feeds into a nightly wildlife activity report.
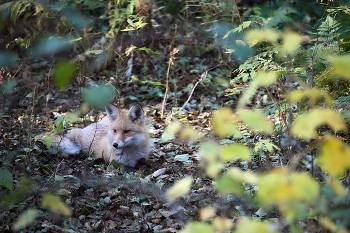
[45,104,150,171]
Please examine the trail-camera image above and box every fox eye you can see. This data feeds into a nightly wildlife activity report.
[113,129,117,133]
[123,130,131,134]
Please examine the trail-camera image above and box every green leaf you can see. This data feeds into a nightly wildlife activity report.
[65,113,81,123]
[82,84,115,108]
[55,114,66,132]
[223,21,252,39]
[181,222,214,233]
[199,142,221,163]
[166,176,193,201]
[220,144,251,161]
[41,194,71,217]
[254,140,279,152]
[0,168,13,191]
[2,178,31,207]
[44,136,53,149]
[0,51,18,67]
[33,36,71,56]
[237,109,274,134]
[0,79,16,94]
[54,60,76,90]
[215,171,244,195]
[139,47,160,55]
[13,209,38,231]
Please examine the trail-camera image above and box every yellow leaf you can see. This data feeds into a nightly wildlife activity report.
[282,30,306,55]
[13,209,38,231]
[328,55,350,79]
[220,144,251,161]
[41,194,71,217]
[237,109,274,134]
[255,71,277,86]
[179,127,201,141]
[166,176,193,201]
[206,161,224,178]
[200,206,217,221]
[234,218,279,233]
[327,178,347,197]
[181,222,214,233]
[125,45,137,56]
[320,217,349,233]
[162,121,182,141]
[258,169,319,205]
[289,173,320,203]
[291,109,346,139]
[212,217,233,232]
[245,28,280,47]
[211,108,240,138]
[227,167,258,183]
[257,168,292,206]
[287,88,333,107]
[317,135,350,177]
[237,81,258,108]
[257,169,319,219]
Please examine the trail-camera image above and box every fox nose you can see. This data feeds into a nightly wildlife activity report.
[113,142,124,148]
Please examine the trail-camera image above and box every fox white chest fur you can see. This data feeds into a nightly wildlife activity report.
[51,104,150,170]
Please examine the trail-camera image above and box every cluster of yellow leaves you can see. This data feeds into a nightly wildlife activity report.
[41,193,71,217]
[166,27,350,233]
[245,28,306,55]
[12,193,71,231]
[258,169,319,219]
[291,109,346,139]
[237,71,277,109]
[162,120,202,142]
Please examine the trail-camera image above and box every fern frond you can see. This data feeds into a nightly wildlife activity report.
[0,1,15,12]
[314,15,340,42]
[11,0,34,23]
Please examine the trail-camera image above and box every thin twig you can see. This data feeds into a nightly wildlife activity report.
[165,61,223,121]
[160,25,178,118]
[309,1,330,87]
[43,159,64,188]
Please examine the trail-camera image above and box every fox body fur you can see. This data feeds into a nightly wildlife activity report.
[48,104,150,169]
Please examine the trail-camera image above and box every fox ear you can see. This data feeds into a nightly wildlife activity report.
[105,104,120,121]
[128,104,144,124]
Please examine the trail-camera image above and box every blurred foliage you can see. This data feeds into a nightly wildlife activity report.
[1,0,350,232]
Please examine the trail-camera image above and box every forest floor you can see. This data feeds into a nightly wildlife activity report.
[0,53,257,232]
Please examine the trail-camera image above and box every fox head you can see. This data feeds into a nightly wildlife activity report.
[105,104,146,151]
